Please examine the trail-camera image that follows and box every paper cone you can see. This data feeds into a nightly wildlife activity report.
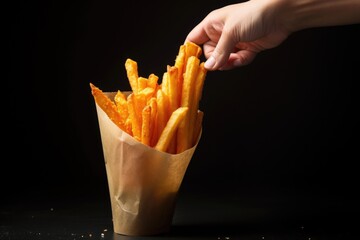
[94,93,200,236]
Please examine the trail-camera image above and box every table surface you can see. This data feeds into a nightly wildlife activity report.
[1,190,357,240]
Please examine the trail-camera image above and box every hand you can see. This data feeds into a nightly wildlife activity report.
[185,1,291,71]
[186,0,360,71]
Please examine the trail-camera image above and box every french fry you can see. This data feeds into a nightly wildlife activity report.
[193,62,207,108]
[90,83,129,134]
[177,56,200,153]
[174,45,186,74]
[149,97,158,147]
[148,73,159,90]
[127,93,141,141]
[184,42,202,70]
[114,90,129,124]
[141,105,151,146]
[137,77,148,92]
[138,87,156,103]
[189,62,207,143]
[155,89,167,143]
[185,41,202,58]
[161,72,169,96]
[167,65,179,112]
[124,117,133,136]
[125,58,139,93]
[155,107,188,152]
[133,92,146,127]
[174,45,186,103]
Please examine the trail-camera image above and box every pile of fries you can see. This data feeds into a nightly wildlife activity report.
[90,42,207,154]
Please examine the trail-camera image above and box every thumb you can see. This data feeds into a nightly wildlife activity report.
[204,30,236,70]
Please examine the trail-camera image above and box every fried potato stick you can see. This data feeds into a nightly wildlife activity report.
[174,45,186,100]
[141,105,151,146]
[189,62,207,144]
[184,42,202,69]
[149,97,158,147]
[155,107,188,153]
[137,77,148,92]
[125,58,139,93]
[90,83,129,134]
[185,41,202,58]
[148,73,159,90]
[177,56,200,153]
[155,89,167,142]
[114,90,129,123]
[127,93,141,141]
[167,65,179,112]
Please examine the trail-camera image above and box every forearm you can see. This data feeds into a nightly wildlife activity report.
[270,0,360,32]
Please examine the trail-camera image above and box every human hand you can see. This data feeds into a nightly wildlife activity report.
[185,0,291,71]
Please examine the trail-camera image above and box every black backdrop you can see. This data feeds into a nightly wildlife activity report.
[5,0,360,215]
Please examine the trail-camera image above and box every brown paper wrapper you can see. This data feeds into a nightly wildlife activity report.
[94,92,200,236]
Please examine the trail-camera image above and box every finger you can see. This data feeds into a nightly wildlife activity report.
[219,50,257,70]
[185,21,210,46]
[204,29,236,70]
[202,41,216,59]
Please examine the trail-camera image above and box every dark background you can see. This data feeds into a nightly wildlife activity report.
[4,0,360,238]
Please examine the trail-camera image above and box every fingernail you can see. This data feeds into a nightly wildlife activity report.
[204,56,216,69]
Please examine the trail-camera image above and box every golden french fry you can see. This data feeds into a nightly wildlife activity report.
[167,65,179,112]
[183,42,202,71]
[149,97,158,147]
[138,87,156,103]
[137,77,148,92]
[127,93,141,141]
[114,90,129,123]
[174,45,186,73]
[133,93,146,125]
[125,117,133,136]
[155,89,167,142]
[174,45,186,98]
[189,62,207,144]
[185,41,202,58]
[125,58,139,93]
[90,83,129,133]
[180,56,200,107]
[177,56,200,153]
[155,107,188,152]
[132,88,155,135]
[193,62,207,107]
[141,105,151,146]
[114,89,126,101]
[161,72,169,96]
[148,73,159,90]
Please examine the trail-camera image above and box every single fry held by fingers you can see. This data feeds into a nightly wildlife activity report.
[177,56,200,153]
[90,41,207,154]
